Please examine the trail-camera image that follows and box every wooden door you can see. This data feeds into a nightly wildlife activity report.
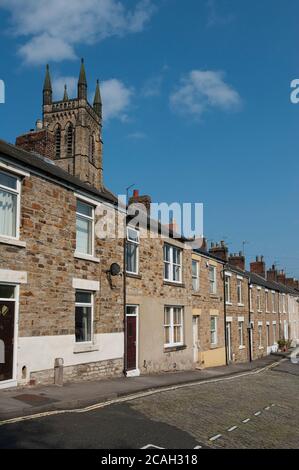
[126,316,137,371]
[0,301,15,382]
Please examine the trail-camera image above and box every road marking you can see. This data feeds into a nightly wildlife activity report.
[242,418,250,423]
[141,444,165,449]
[227,426,238,432]
[264,406,270,410]
[254,411,261,416]
[194,445,202,449]
[0,361,283,427]
[209,434,222,441]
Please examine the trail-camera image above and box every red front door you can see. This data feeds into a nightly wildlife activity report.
[126,316,137,371]
[0,301,15,382]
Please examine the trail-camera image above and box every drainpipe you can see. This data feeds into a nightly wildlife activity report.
[247,277,253,362]
[123,214,127,377]
[222,264,228,365]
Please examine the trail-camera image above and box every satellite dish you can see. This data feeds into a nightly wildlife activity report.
[110,263,121,276]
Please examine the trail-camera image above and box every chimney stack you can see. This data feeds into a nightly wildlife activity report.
[16,125,55,161]
[267,264,277,282]
[250,256,266,278]
[277,270,286,285]
[229,251,245,271]
[209,240,228,261]
[129,189,152,215]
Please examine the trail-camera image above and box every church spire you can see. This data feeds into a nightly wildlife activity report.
[63,84,69,102]
[43,64,52,105]
[93,79,102,117]
[78,58,87,100]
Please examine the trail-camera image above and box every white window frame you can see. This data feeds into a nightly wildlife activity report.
[258,323,263,349]
[210,316,218,346]
[272,321,277,344]
[164,244,182,284]
[0,170,21,241]
[257,287,262,312]
[272,291,276,313]
[75,198,95,257]
[238,318,245,348]
[225,272,231,304]
[237,276,244,306]
[265,290,269,313]
[75,290,94,344]
[192,260,200,292]
[209,265,217,295]
[282,294,286,314]
[126,227,140,275]
[249,285,254,312]
[164,306,184,348]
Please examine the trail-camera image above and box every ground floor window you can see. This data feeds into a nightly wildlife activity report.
[238,321,244,347]
[258,324,263,348]
[266,324,270,347]
[75,290,93,343]
[164,306,184,347]
[210,316,218,346]
[273,323,276,343]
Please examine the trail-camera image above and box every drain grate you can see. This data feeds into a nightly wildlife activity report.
[13,394,58,407]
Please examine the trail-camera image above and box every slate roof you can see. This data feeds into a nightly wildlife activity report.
[0,139,118,205]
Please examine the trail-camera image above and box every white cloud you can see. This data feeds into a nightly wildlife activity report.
[101,79,133,122]
[0,0,156,64]
[52,76,77,101]
[170,70,241,120]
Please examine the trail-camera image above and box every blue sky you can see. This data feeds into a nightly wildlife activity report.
[0,0,299,276]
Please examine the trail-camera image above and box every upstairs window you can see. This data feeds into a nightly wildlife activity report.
[126,228,139,275]
[209,265,217,294]
[237,278,243,305]
[257,288,262,312]
[192,260,200,292]
[272,291,276,313]
[0,170,20,239]
[164,244,182,283]
[225,274,231,303]
[76,200,94,256]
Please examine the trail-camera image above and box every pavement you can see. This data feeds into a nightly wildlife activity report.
[0,354,286,422]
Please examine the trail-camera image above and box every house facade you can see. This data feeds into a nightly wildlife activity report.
[0,62,298,390]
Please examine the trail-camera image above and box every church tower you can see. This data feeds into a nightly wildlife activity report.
[42,60,103,190]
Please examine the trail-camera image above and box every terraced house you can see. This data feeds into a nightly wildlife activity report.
[0,62,298,390]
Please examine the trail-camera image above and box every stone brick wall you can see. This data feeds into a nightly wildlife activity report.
[0,169,124,385]
[30,358,123,386]
[191,254,225,367]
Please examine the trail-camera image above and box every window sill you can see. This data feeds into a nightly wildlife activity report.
[226,301,232,306]
[126,272,142,280]
[164,344,187,353]
[239,345,246,350]
[238,303,245,307]
[0,237,26,248]
[210,344,218,349]
[73,343,99,354]
[74,252,100,263]
[192,292,201,297]
[163,281,185,288]
[210,294,219,299]
[258,346,264,350]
